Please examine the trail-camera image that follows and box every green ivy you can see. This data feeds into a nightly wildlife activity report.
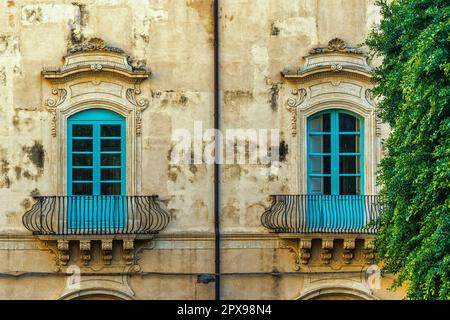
[365,0,450,299]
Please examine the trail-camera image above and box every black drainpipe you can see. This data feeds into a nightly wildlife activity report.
[213,0,221,300]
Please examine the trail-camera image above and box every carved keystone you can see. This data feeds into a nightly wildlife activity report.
[123,239,134,265]
[101,240,113,265]
[321,238,334,264]
[57,240,69,266]
[79,240,91,266]
[342,238,356,264]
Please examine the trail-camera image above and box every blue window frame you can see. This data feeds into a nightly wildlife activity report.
[68,109,126,196]
[306,110,365,229]
[67,109,126,230]
[307,109,364,195]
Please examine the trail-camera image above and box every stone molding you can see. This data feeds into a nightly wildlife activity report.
[40,37,151,196]
[280,38,382,195]
[278,234,375,270]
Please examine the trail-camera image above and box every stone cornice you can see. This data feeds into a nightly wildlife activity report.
[42,38,150,82]
[281,38,373,83]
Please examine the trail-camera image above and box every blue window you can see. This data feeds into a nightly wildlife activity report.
[68,109,126,196]
[307,110,364,195]
[67,108,126,230]
[306,110,365,229]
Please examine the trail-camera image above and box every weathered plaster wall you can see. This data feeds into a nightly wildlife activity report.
[0,0,215,233]
[219,0,387,232]
[0,0,403,300]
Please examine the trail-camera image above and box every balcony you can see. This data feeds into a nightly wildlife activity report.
[261,194,380,234]
[23,195,170,235]
[261,195,380,267]
[22,195,170,266]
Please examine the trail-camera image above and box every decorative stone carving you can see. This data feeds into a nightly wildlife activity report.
[310,38,365,55]
[45,88,67,137]
[281,38,372,82]
[123,239,135,265]
[330,64,343,72]
[285,88,307,136]
[280,239,301,270]
[363,239,375,264]
[342,238,356,264]
[57,240,70,266]
[365,89,375,106]
[280,38,379,197]
[299,239,312,265]
[41,37,152,197]
[321,238,334,264]
[67,37,124,55]
[79,240,91,266]
[42,37,151,140]
[101,240,113,265]
[280,238,312,269]
[90,64,103,72]
[126,87,149,136]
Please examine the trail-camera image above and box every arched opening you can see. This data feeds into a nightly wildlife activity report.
[67,108,126,230]
[59,288,134,300]
[305,109,365,230]
[297,286,376,300]
[307,109,364,196]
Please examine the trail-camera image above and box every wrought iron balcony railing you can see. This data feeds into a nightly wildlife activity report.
[261,195,380,234]
[22,195,170,236]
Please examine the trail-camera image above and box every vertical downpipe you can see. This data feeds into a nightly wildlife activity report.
[213,0,221,300]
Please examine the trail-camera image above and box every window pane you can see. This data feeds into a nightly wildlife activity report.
[72,183,93,195]
[101,154,121,166]
[309,113,331,132]
[310,156,331,174]
[72,125,93,137]
[101,125,121,137]
[72,139,93,152]
[310,176,331,194]
[101,168,121,181]
[101,139,121,151]
[72,168,92,181]
[339,113,360,132]
[340,156,360,174]
[340,176,361,195]
[339,135,360,153]
[72,154,93,166]
[310,135,331,153]
[101,183,121,195]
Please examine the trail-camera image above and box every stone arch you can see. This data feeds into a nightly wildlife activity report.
[297,286,377,300]
[295,280,378,300]
[59,288,135,300]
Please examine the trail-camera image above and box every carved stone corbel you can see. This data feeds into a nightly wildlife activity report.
[321,238,334,264]
[79,240,91,266]
[363,239,375,264]
[299,239,312,265]
[342,238,356,264]
[101,240,113,265]
[123,239,134,265]
[57,240,70,266]
[285,88,307,136]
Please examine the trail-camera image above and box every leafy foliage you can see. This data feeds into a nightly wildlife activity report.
[366,0,450,299]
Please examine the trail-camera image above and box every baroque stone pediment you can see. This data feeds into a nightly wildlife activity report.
[42,37,150,82]
[281,38,372,82]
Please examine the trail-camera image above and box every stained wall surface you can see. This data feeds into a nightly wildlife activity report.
[0,0,403,300]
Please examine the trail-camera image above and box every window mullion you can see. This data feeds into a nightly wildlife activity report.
[331,111,339,195]
[93,122,101,196]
